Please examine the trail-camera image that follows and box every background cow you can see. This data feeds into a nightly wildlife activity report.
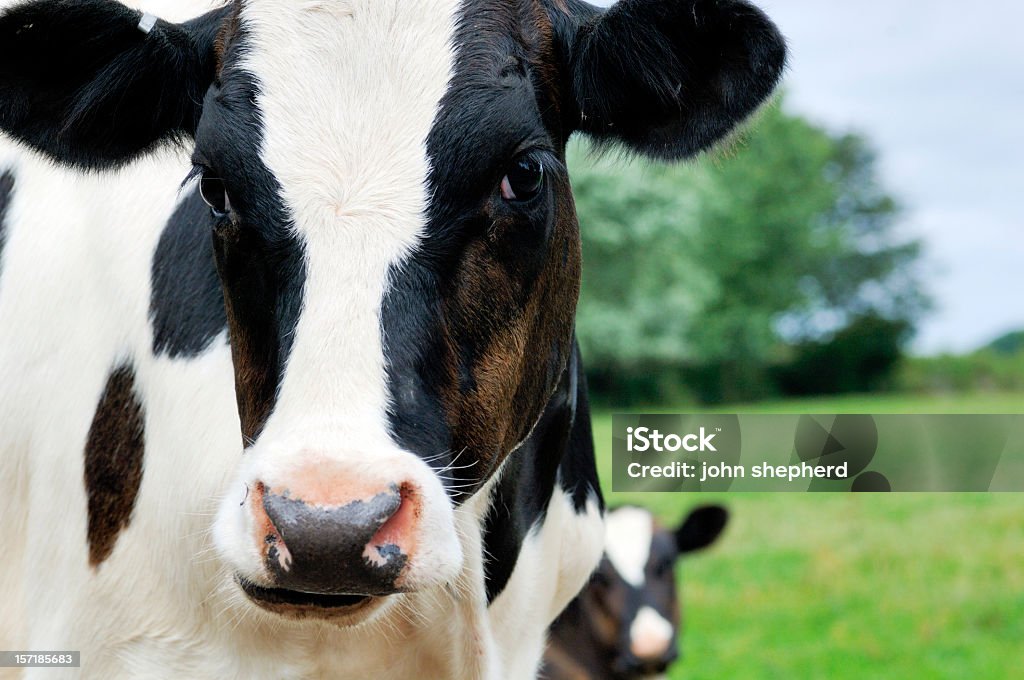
[544,505,729,679]
[0,0,782,677]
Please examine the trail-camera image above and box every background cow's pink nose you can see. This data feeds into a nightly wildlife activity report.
[251,471,421,596]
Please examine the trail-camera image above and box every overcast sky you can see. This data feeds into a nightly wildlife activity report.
[594,0,1023,353]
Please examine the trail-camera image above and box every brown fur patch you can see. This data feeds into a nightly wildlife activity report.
[441,170,582,479]
[523,0,565,134]
[212,221,280,444]
[213,2,242,77]
[222,311,276,445]
[84,364,145,567]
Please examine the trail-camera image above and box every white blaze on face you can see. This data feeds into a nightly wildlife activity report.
[238,0,459,441]
[629,605,674,661]
[604,506,654,587]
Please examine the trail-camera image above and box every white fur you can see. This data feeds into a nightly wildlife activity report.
[604,506,654,588]
[0,0,604,677]
[629,605,674,661]
[490,488,604,679]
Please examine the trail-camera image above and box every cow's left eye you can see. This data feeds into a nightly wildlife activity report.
[500,155,544,202]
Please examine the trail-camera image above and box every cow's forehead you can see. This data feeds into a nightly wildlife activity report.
[237,0,460,231]
[605,507,655,587]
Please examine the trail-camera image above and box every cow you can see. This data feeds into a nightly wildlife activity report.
[0,0,783,677]
[543,505,729,679]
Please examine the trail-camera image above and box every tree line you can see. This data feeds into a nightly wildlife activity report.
[569,98,930,405]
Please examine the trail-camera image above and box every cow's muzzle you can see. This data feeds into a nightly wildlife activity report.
[242,474,421,608]
[215,447,463,621]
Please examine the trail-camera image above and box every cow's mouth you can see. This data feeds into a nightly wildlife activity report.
[237,576,381,619]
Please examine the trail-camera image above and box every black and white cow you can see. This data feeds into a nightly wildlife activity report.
[544,505,730,680]
[0,0,783,677]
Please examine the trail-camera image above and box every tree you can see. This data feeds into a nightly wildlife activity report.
[985,330,1024,356]
[569,98,929,404]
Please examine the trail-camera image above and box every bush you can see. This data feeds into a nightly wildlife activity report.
[772,315,910,396]
[897,351,1024,394]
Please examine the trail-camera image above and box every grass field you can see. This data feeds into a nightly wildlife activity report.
[591,393,1024,679]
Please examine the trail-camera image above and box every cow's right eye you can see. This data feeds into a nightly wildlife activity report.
[199,172,231,218]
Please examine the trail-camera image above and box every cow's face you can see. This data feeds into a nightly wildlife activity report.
[0,0,781,622]
[585,506,728,678]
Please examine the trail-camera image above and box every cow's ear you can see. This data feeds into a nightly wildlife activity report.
[0,0,230,170]
[548,0,786,159]
[675,504,728,553]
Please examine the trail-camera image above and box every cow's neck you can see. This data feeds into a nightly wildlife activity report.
[480,340,590,603]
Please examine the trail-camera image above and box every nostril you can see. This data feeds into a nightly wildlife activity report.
[251,482,292,572]
[363,483,420,569]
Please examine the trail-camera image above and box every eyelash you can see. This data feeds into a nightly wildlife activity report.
[181,164,205,190]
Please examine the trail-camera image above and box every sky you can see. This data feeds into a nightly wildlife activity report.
[594,0,1023,354]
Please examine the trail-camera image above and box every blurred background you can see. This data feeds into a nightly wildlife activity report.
[574,1,1023,677]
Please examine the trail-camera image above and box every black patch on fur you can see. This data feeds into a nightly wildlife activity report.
[84,363,145,567]
[558,345,604,513]
[381,265,454,462]
[0,0,230,169]
[0,170,12,273]
[150,189,227,358]
[202,27,305,443]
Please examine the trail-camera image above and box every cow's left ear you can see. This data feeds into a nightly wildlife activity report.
[0,0,230,170]
[675,504,729,553]
[547,0,786,159]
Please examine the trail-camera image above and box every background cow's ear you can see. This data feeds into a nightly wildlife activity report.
[548,0,786,159]
[0,0,230,169]
[675,504,729,554]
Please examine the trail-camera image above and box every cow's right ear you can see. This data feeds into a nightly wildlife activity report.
[0,0,230,170]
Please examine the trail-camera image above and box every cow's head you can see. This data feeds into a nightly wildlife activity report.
[585,505,728,677]
[0,0,780,622]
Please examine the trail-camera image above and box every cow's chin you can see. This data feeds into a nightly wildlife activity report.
[233,575,395,625]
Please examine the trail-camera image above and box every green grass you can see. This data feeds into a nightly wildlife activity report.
[591,392,1024,679]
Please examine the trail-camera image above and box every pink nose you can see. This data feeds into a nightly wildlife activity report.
[251,465,421,596]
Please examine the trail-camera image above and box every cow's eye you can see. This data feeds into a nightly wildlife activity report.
[500,155,544,202]
[199,171,231,218]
